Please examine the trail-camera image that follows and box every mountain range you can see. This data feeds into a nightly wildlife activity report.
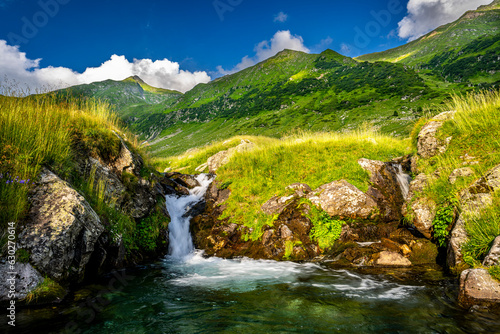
[57,0,500,157]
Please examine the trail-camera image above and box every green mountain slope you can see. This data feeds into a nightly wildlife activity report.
[142,49,448,157]
[56,76,183,135]
[357,0,500,84]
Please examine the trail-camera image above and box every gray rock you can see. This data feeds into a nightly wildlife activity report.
[447,216,468,270]
[207,140,255,172]
[483,236,500,267]
[261,195,296,216]
[308,180,378,220]
[449,167,474,184]
[448,164,500,270]
[207,150,230,173]
[459,269,500,309]
[280,225,293,241]
[18,169,104,282]
[286,183,312,197]
[0,262,43,301]
[417,111,455,159]
[410,198,436,239]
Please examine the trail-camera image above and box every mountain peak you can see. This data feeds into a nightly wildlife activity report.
[124,75,146,84]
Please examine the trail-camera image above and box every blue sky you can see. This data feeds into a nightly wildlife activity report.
[0,0,492,92]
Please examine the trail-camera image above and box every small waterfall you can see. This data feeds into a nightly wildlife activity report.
[393,164,412,199]
[165,174,213,259]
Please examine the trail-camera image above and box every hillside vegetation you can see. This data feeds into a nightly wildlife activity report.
[157,128,410,240]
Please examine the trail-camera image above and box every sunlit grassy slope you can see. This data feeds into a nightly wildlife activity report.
[155,128,410,240]
[0,91,121,226]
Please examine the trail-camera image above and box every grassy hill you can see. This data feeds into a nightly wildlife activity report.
[144,49,450,157]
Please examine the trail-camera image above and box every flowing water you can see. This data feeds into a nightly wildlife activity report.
[393,163,412,199]
[5,174,500,333]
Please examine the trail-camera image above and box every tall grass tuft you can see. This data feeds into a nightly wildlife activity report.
[0,89,118,227]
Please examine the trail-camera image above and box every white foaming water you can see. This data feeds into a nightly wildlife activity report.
[166,173,214,259]
[164,172,421,300]
[167,250,320,292]
[394,164,412,199]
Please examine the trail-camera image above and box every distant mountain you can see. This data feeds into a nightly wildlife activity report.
[56,1,499,157]
[56,76,183,131]
[357,0,500,83]
[141,49,443,156]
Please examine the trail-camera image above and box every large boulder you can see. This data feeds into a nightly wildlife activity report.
[459,269,500,309]
[417,111,455,159]
[308,180,378,220]
[18,169,104,282]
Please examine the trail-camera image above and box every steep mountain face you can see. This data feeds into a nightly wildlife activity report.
[357,0,500,83]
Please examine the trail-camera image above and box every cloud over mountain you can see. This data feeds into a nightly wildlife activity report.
[398,0,492,41]
[217,30,310,76]
[0,40,211,94]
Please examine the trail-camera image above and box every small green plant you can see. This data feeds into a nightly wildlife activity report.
[308,205,343,250]
[283,240,294,259]
[24,277,65,304]
[432,202,456,247]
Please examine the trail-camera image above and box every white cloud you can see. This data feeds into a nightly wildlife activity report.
[0,40,211,94]
[340,43,352,55]
[398,0,493,41]
[274,11,288,23]
[217,30,310,75]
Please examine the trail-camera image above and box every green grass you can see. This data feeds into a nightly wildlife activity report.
[167,128,409,240]
[0,91,119,227]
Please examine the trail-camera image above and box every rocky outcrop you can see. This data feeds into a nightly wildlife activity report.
[459,269,500,309]
[417,111,455,159]
[206,140,255,172]
[448,164,500,270]
[308,180,378,220]
[18,169,104,282]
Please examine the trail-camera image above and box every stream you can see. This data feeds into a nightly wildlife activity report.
[4,174,500,333]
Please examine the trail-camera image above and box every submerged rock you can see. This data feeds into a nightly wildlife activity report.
[371,251,412,267]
